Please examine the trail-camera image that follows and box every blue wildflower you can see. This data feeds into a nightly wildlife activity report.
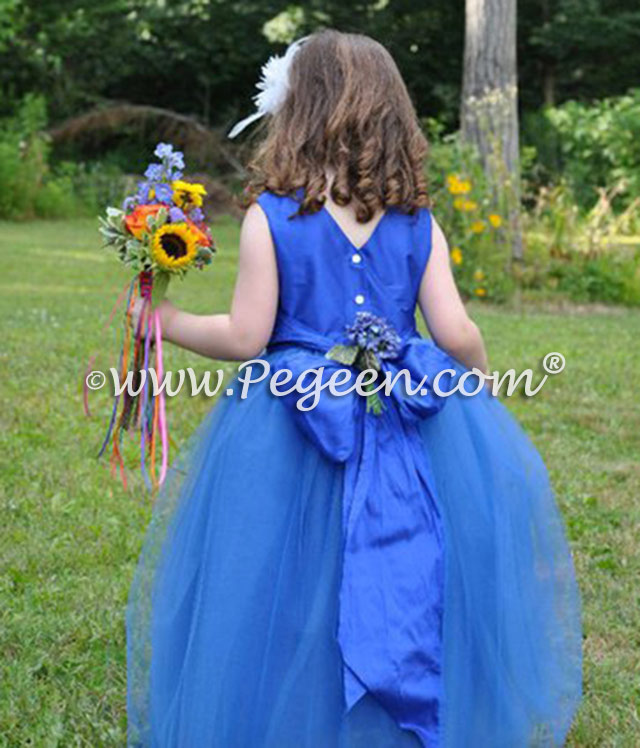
[135,180,153,203]
[190,207,205,223]
[154,183,174,203]
[346,312,402,360]
[169,206,186,223]
[154,142,185,171]
[154,142,175,160]
[122,195,137,212]
[144,163,165,181]
[170,152,185,171]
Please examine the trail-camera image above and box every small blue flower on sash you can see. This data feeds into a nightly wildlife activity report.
[326,312,402,415]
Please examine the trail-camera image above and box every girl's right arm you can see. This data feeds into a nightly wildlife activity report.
[418,213,489,374]
[152,202,278,361]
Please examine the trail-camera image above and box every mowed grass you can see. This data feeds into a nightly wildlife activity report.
[1,218,639,746]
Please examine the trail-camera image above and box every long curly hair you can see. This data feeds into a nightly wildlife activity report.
[245,30,430,222]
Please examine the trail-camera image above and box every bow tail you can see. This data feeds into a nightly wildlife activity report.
[337,407,446,746]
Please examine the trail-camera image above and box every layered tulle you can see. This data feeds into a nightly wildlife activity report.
[126,350,581,747]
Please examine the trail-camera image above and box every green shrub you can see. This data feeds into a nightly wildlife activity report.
[0,95,50,219]
[0,95,127,220]
[523,89,640,211]
[546,252,640,306]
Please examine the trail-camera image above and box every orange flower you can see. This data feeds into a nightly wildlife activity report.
[124,204,163,239]
[186,218,212,247]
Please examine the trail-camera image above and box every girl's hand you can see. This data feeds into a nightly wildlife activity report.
[129,297,149,340]
[129,297,178,342]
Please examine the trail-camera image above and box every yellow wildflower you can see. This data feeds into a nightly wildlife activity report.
[450,247,463,265]
[462,200,477,212]
[453,197,466,210]
[473,269,485,281]
[488,214,502,228]
[172,180,207,209]
[447,174,472,195]
[471,220,486,234]
[474,287,487,297]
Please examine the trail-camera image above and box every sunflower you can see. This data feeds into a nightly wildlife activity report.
[172,180,207,210]
[151,223,198,271]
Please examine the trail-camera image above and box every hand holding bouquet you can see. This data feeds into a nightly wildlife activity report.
[87,142,216,491]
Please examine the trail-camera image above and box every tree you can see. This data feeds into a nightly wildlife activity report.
[461,0,524,260]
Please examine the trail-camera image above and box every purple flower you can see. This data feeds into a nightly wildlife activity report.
[190,207,205,222]
[168,206,186,222]
[345,312,402,360]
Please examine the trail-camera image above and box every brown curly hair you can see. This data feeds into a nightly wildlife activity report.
[245,30,430,222]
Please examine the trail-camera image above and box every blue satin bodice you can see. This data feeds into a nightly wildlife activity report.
[258,190,432,345]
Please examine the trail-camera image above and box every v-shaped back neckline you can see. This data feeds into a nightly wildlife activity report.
[321,203,388,251]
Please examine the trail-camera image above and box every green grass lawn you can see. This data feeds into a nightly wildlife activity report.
[1,218,639,745]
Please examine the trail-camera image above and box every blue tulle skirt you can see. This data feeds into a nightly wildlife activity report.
[126,349,582,747]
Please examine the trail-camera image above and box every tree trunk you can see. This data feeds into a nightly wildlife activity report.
[541,0,555,106]
[461,0,524,260]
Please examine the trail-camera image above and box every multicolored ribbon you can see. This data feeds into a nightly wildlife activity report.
[84,271,170,493]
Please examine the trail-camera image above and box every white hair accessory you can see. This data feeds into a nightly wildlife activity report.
[227,36,309,139]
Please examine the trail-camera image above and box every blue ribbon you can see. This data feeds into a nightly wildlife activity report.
[268,316,455,746]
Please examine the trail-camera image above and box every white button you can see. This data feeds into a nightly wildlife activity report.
[355,294,365,305]
[352,253,362,264]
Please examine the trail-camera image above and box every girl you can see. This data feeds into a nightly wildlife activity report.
[126,30,582,747]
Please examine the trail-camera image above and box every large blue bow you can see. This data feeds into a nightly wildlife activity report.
[268,316,455,746]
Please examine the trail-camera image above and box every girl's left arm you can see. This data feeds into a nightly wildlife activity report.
[156,202,278,361]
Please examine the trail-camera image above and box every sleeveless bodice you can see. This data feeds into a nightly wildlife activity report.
[256,191,432,345]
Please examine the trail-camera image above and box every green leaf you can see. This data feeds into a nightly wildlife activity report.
[326,344,359,366]
[155,206,168,227]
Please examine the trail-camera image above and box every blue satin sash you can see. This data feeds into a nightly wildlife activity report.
[267,315,456,746]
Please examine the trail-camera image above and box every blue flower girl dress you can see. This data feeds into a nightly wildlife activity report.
[126,191,583,747]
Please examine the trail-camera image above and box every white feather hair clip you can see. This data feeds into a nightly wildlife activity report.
[227,36,309,139]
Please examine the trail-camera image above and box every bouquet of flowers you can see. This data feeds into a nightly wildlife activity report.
[86,142,215,491]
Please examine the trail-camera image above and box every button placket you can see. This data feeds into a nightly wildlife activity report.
[349,246,366,308]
